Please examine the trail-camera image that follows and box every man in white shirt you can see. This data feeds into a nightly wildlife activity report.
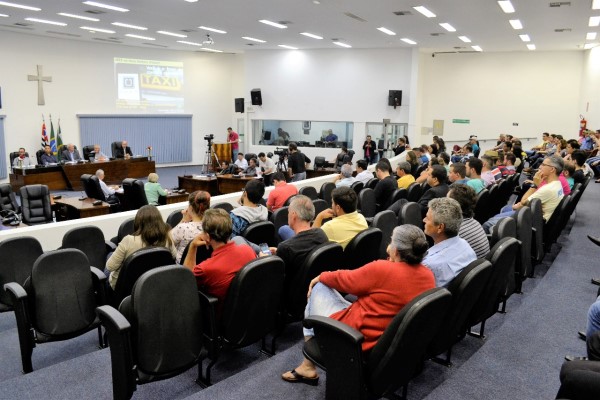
[234,153,248,171]
[258,152,276,186]
[354,160,373,185]
[93,144,108,162]
[12,147,35,168]
[333,164,355,188]
[96,169,117,200]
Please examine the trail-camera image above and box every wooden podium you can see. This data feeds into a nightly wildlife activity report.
[212,143,232,166]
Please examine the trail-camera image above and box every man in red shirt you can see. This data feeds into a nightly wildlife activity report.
[266,172,298,211]
[227,127,239,162]
[183,208,255,309]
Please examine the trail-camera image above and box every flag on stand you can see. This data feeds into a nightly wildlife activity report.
[57,119,63,154]
[49,117,57,154]
[41,116,48,149]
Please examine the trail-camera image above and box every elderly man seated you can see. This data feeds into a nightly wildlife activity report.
[333,164,355,188]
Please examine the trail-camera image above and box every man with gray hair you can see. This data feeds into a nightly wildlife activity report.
[268,195,328,276]
[96,169,116,199]
[333,164,355,188]
[422,197,477,287]
[396,161,415,189]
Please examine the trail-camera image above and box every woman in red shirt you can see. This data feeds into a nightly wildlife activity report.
[281,224,435,385]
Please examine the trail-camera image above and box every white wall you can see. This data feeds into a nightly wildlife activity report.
[580,47,600,130]
[0,31,238,177]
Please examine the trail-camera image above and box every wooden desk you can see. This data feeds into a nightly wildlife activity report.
[306,168,338,179]
[10,166,66,191]
[54,197,110,219]
[178,176,219,196]
[165,192,189,204]
[217,174,257,195]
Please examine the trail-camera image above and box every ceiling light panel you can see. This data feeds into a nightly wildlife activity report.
[584,43,598,49]
[590,16,600,27]
[198,25,226,34]
[260,19,287,29]
[25,17,67,26]
[0,1,40,11]
[333,41,351,48]
[278,44,297,49]
[519,34,531,42]
[58,13,99,21]
[80,26,114,33]
[157,30,187,38]
[300,32,323,39]
[125,33,154,40]
[587,32,597,40]
[401,38,417,44]
[377,27,396,35]
[593,0,600,10]
[458,36,471,42]
[112,22,147,30]
[439,23,456,32]
[199,48,223,53]
[0,13,8,17]
[242,36,266,43]
[83,1,129,12]
[178,40,202,46]
[509,19,523,29]
[527,44,536,50]
[471,45,483,51]
[413,6,436,18]
[497,1,515,13]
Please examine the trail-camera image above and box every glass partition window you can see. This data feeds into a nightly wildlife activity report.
[252,120,353,149]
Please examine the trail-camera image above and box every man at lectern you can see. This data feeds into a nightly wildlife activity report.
[115,140,133,159]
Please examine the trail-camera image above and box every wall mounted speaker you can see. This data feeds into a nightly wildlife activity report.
[388,90,402,108]
[234,98,244,113]
[251,89,262,106]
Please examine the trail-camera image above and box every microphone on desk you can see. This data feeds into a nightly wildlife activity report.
[79,191,87,201]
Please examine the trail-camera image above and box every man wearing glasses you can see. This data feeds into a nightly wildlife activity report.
[482,155,564,233]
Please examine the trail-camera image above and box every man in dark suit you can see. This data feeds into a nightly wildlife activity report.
[61,143,82,162]
[115,140,133,159]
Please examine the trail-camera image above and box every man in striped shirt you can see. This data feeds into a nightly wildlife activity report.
[447,183,490,259]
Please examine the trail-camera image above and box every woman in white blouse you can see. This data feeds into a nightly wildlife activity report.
[171,190,211,263]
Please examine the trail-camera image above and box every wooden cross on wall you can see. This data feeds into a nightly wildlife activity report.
[27,65,52,105]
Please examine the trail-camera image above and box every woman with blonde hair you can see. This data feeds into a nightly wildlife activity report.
[171,190,211,263]
[144,172,168,205]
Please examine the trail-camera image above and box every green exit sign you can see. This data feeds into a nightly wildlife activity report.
[452,119,470,124]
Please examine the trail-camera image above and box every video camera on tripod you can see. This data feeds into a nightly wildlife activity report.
[274,147,288,160]
[204,134,214,143]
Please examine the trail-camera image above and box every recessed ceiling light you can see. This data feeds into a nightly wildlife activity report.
[458,36,471,43]
[184,0,198,2]
[260,19,287,29]
[58,13,99,21]
[439,23,456,32]
[199,25,226,34]
[333,41,351,48]
[83,1,129,12]
[413,6,436,18]
[527,44,536,50]
[0,1,40,11]
[199,48,223,53]
[377,27,396,36]
[157,30,187,38]
[80,26,115,33]
[519,34,531,42]
[242,36,266,43]
[25,17,67,26]
[584,43,599,49]
[125,33,155,40]
[590,16,600,27]
[593,0,600,10]
[0,13,8,17]
[471,45,483,51]
[312,0,320,4]
[587,32,598,40]
[278,44,298,49]
[112,22,147,30]
[497,1,515,13]
[178,40,202,46]
[300,32,323,39]
[401,38,417,45]
[509,19,523,30]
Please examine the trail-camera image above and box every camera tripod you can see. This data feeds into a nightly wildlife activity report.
[275,156,287,173]
[202,141,219,173]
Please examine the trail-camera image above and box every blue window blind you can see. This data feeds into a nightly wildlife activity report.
[0,116,6,179]
[78,114,192,164]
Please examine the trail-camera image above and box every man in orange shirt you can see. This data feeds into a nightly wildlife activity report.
[266,172,298,211]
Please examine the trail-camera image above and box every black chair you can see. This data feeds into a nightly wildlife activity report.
[427,259,493,366]
[179,241,213,266]
[398,201,423,229]
[4,249,106,373]
[489,216,517,248]
[391,188,408,204]
[314,156,326,169]
[350,181,364,195]
[241,221,276,247]
[0,183,20,213]
[35,149,44,165]
[198,256,285,385]
[0,237,43,312]
[97,265,203,400]
[343,227,382,270]
[366,178,379,190]
[61,226,115,270]
[312,199,328,217]
[358,188,377,218]
[111,141,121,158]
[82,145,95,161]
[543,196,568,253]
[81,174,120,210]
[406,182,423,202]
[244,153,257,162]
[299,186,318,200]
[285,242,343,321]
[466,237,519,338]
[211,202,234,212]
[111,247,175,308]
[271,206,289,242]
[473,188,490,224]
[514,206,533,293]
[320,182,336,207]
[529,198,544,269]
[166,208,184,227]
[371,210,396,260]
[122,178,148,211]
[303,288,452,400]
[110,217,135,246]
[283,194,298,207]
[19,184,53,225]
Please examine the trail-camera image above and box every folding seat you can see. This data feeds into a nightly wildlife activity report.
[0,237,43,312]
[343,227,382,270]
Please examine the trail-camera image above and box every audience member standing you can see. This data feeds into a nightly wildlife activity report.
[287,142,310,182]
[227,127,240,161]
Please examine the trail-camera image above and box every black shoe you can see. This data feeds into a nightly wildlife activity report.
[565,355,588,362]
[579,331,587,341]
[589,235,600,247]
[592,278,600,286]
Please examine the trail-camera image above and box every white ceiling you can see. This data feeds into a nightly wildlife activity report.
[0,0,598,54]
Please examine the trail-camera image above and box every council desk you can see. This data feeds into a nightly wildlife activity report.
[10,158,155,192]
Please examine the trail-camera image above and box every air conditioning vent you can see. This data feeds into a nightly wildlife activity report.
[549,1,571,7]
[47,30,81,37]
[14,22,31,27]
[93,38,121,43]
[85,9,105,14]
[430,33,445,36]
[181,29,196,33]
[554,28,572,32]
[343,12,367,22]
[0,23,33,30]
[393,11,412,16]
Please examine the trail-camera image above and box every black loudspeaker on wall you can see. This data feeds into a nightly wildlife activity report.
[234,98,244,113]
[251,88,262,106]
[388,90,402,109]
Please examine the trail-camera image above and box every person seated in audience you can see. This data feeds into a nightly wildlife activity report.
[555,359,600,400]
[563,162,576,190]
[388,165,450,218]
[40,144,57,165]
[393,137,406,156]
[526,134,558,171]
[447,184,490,259]
[406,150,421,178]
[496,153,517,177]
[451,143,474,164]
[264,195,328,277]
[448,162,469,184]
[415,158,440,184]
[324,129,338,142]
[571,150,590,185]
[333,164,355,188]
[267,172,298,211]
[480,154,497,187]
[469,135,480,155]
[422,197,477,287]
[433,135,446,153]
[92,144,108,162]
[243,158,258,176]
[354,159,373,185]
[96,169,119,202]
[13,147,34,168]
[483,155,565,233]
[333,147,349,169]
[115,140,133,159]
[420,144,433,163]
[437,152,450,173]
[144,172,168,206]
[106,205,177,289]
[373,160,397,211]
[413,146,428,164]
[310,186,368,249]
[396,161,416,189]
[219,160,237,175]
[62,143,82,162]
[580,129,597,151]
[230,179,268,237]
[465,157,486,194]
[525,131,551,159]
[234,152,248,171]
[183,208,256,313]
[491,133,507,151]
[281,224,434,385]
[564,139,580,163]
[171,190,210,263]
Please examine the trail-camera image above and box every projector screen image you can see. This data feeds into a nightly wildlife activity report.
[114,58,184,112]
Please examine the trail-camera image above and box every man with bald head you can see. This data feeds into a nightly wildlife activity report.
[115,140,133,159]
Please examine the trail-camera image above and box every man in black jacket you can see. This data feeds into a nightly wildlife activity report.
[373,160,397,211]
[388,165,449,218]
[287,142,311,182]
[115,140,133,159]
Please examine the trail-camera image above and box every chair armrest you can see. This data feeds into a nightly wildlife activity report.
[198,291,219,354]
[4,282,27,302]
[106,241,117,253]
[304,315,364,345]
[4,281,34,370]
[90,267,107,306]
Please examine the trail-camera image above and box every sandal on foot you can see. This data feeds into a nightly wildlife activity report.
[281,369,319,386]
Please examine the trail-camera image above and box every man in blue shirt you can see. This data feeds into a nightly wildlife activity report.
[422,197,477,287]
[325,129,338,142]
[40,145,58,165]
